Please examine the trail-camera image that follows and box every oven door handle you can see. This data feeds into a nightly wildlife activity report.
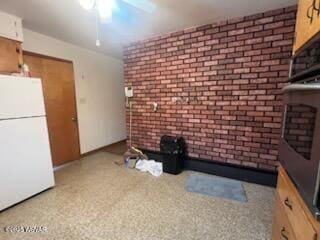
[282,83,320,93]
[281,105,287,138]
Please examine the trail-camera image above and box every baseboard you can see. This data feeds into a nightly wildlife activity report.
[142,149,277,187]
[81,139,127,157]
[53,161,75,171]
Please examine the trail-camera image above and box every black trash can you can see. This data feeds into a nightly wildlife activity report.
[160,135,185,174]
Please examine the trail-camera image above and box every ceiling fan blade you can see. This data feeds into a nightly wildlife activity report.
[122,0,156,13]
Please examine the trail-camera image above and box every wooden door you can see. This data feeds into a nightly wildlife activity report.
[0,36,22,73]
[23,52,80,166]
[293,0,320,53]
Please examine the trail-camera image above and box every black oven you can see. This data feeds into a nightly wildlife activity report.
[280,35,320,220]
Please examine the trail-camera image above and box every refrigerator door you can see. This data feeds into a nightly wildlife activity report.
[0,117,55,211]
[0,75,46,120]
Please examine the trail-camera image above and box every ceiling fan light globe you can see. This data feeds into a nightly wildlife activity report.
[78,0,95,10]
[97,0,116,19]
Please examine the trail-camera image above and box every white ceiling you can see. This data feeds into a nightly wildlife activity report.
[0,0,297,59]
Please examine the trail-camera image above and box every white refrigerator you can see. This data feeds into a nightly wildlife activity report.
[0,75,55,211]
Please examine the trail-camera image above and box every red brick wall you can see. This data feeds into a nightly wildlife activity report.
[123,6,297,171]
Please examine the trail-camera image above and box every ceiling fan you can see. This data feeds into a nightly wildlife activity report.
[78,0,156,20]
[78,0,156,46]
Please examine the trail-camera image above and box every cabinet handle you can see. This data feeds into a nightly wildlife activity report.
[307,4,315,24]
[307,0,320,22]
[284,197,293,210]
[313,0,320,16]
[281,227,289,240]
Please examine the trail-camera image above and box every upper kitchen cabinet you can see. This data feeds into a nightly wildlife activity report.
[0,11,23,73]
[293,0,320,53]
[0,11,23,42]
[0,37,22,73]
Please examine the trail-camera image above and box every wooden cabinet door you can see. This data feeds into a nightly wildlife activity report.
[294,0,320,53]
[0,37,20,73]
[272,194,297,240]
[23,52,80,166]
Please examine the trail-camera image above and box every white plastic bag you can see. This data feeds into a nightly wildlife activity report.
[135,160,163,177]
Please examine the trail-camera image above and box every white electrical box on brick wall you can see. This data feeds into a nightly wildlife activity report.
[125,86,133,98]
[0,11,24,42]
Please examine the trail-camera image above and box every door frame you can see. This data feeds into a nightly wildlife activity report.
[23,51,81,164]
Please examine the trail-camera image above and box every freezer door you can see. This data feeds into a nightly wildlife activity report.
[0,117,55,211]
[0,75,46,120]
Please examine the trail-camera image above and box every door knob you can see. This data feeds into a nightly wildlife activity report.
[72,117,77,122]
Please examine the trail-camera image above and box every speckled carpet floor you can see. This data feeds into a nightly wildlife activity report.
[0,152,275,240]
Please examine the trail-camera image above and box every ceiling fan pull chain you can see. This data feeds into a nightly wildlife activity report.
[95,11,101,46]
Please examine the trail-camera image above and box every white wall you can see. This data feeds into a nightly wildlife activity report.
[22,29,126,154]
